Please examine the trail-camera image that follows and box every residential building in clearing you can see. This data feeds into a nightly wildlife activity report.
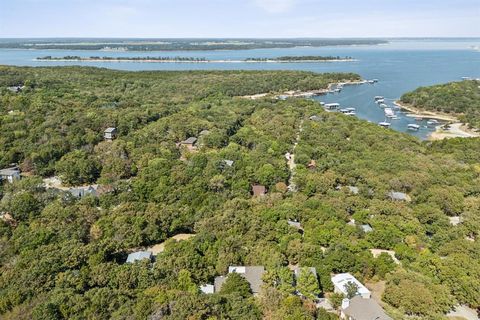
[252,185,267,197]
[214,266,265,295]
[388,191,410,202]
[178,137,198,151]
[126,251,153,263]
[331,273,371,299]
[0,167,21,183]
[341,296,392,320]
[104,127,118,141]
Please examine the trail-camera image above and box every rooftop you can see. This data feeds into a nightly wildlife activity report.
[343,296,392,320]
[181,137,197,145]
[0,167,20,176]
[252,185,266,196]
[388,191,410,201]
[215,266,265,294]
[104,127,117,133]
[126,251,153,263]
[331,273,371,297]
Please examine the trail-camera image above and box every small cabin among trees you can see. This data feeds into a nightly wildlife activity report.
[104,127,117,141]
[0,167,21,183]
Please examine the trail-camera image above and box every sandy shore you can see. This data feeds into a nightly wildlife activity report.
[394,101,479,140]
[429,123,479,140]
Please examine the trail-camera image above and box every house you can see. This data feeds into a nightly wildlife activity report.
[252,185,267,197]
[7,85,24,93]
[331,273,371,299]
[67,185,98,198]
[214,266,265,295]
[200,284,215,294]
[361,224,373,233]
[287,219,303,231]
[341,296,392,320]
[388,191,410,202]
[126,251,153,263]
[223,160,234,167]
[0,167,21,183]
[347,186,359,195]
[178,137,198,151]
[104,127,117,141]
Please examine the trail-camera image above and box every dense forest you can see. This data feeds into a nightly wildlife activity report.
[400,80,480,128]
[0,38,387,51]
[1,66,480,319]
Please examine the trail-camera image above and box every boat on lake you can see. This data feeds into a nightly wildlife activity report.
[374,96,384,101]
[378,122,391,128]
[379,103,388,108]
[408,124,421,131]
[427,119,439,126]
[384,108,395,118]
[325,103,340,110]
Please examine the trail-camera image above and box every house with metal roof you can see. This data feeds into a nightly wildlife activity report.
[104,127,117,141]
[214,266,265,295]
[126,251,153,263]
[388,191,411,202]
[331,273,371,299]
[0,167,21,184]
[341,296,392,320]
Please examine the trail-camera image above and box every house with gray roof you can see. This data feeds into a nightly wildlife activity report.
[178,137,198,152]
[214,266,265,295]
[68,185,98,198]
[341,296,392,320]
[126,251,153,263]
[104,127,117,141]
[0,167,21,183]
[388,191,410,202]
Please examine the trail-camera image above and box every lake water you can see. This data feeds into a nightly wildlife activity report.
[1,39,480,139]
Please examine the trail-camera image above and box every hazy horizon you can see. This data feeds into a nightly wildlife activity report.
[1,0,479,38]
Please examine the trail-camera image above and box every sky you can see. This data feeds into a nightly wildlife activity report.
[0,0,479,38]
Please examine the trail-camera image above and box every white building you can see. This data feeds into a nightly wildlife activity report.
[331,273,371,299]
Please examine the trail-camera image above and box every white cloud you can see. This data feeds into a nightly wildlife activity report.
[252,0,297,14]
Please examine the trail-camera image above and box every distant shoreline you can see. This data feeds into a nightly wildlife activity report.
[35,57,357,64]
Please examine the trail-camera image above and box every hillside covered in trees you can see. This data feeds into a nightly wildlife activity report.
[1,66,480,319]
[400,80,480,128]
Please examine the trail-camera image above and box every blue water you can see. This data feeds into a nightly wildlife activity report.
[1,39,480,139]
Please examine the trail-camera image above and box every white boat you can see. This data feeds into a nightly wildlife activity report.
[376,99,385,104]
[345,107,356,112]
[390,115,400,120]
[379,103,388,108]
[378,122,391,128]
[374,96,384,101]
[325,103,340,109]
[427,119,439,125]
[384,108,395,118]
[334,88,341,93]
[408,124,421,131]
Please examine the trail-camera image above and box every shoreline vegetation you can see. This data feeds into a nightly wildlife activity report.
[35,55,356,63]
[394,101,480,140]
[241,80,368,99]
[398,80,480,140]
[1,38,388,51]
